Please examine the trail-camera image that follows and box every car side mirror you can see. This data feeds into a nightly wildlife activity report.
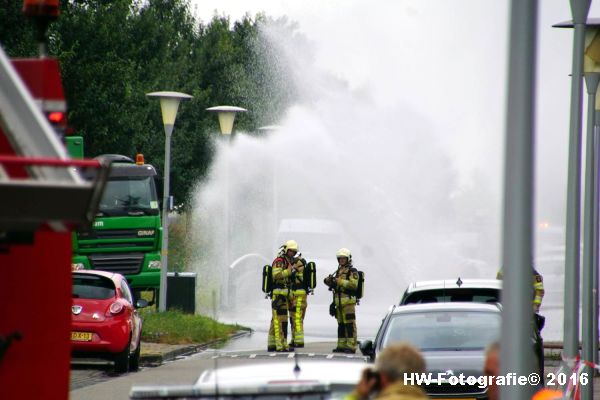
[360,340,375,360]
[136,299,149,309]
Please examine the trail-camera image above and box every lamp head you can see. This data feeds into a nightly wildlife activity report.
[146,91,193,125]
[585,27,600,72]
[553,18,600,72]
[206,105,248,135]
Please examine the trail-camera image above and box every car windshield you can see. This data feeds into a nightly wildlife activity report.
[382,311,500,350]
[73,274,116,299]
[402,288,500,304]
[97,177,159,216]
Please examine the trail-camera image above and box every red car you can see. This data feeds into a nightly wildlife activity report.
[71,270,147,373]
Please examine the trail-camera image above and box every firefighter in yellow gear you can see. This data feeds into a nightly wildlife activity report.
[267,240,299,352]
[288,255,308,348]
[496,268,545,312]
[532,270,545,314]
[324,248,359,354]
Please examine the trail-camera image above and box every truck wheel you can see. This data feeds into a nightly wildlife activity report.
[114,338,131,374]
[129,339,141,371]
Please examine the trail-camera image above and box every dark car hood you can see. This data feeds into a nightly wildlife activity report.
[422,349,485,376]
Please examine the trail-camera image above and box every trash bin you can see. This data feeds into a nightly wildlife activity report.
[166,272,196,314]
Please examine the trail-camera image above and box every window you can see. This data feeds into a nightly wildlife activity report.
[120,279,134,304]
[403,288,500,304]
[98,177,158,216]
[73,274,116,300]
[382,311,500,351]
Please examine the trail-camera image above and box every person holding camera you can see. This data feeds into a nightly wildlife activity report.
[324,248,359,354]
[347,343,429,400]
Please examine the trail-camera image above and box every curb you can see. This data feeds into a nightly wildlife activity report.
[140,329,252,366]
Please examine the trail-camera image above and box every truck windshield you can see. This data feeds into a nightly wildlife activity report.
[97,177,159,216]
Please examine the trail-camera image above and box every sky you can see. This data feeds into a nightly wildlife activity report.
[189,0,600,227]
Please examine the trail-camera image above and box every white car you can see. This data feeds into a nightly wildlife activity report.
[130,359,368,399]
[399,278,501,305]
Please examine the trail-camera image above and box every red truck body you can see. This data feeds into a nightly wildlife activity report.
[0,54,102,399]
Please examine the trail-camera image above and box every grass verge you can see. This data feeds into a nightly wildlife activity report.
[140,308,249,345]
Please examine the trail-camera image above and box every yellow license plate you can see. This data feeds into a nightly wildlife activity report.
[71,331,92,342]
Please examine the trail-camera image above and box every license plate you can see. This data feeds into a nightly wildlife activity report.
[71,331,92,342]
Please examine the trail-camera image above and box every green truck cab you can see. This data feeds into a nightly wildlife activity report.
[68,140,162,301]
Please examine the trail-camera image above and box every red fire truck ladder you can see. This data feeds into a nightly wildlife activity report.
[0,45,107,232]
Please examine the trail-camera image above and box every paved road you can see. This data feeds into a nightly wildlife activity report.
[69,301,372,397]
[70,333,600,400]
[70,361,117,391]
[70,339,366,399]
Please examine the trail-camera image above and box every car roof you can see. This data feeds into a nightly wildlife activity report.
[391,302,501,315]
[405,278,501,294]
[195,360,367,386]
[72,269,121,282]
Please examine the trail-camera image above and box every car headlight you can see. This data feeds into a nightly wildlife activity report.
[148,260,161,269]
[71,263,84,271]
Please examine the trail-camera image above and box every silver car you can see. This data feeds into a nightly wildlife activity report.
[360,302,501,399]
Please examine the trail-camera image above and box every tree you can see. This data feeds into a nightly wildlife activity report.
[0,0,38,57]
[1,0,300,209]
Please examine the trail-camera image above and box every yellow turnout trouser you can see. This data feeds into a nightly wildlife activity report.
[335,300,356,351]
[268,292,289,351]
[289,290,307,346]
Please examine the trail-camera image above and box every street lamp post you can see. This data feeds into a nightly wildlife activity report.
[500,1,537,399]
[582,25,600,397]
[206,105,247,308]
[147,91,193,312]
[583,72,600,400]
[553,0,592,366]
[594,92,600,370]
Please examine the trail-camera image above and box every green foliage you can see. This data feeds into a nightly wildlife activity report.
[140,308,247,344]
[168,213,191,272]
[0,0,38,57]
[0,0,300,210]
